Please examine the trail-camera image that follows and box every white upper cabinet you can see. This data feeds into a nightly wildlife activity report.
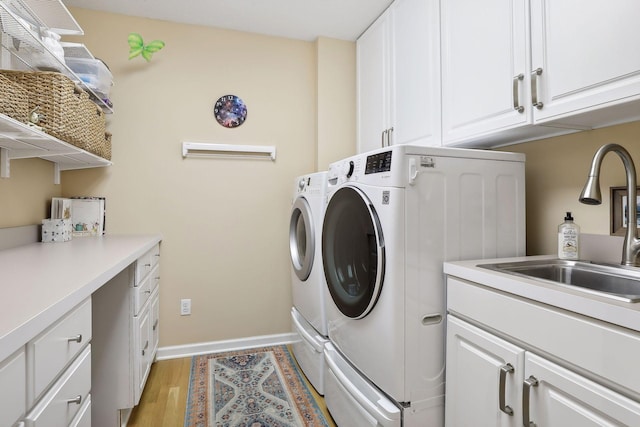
[357,0,441,153]
[442,0,640,147]
[357,11,389,154]
[441,0,530,146]
[529,0,640,125]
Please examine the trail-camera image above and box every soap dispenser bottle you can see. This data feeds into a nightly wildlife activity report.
[558,212,580,260]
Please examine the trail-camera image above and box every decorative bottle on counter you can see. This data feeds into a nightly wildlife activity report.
[558,212,580,259]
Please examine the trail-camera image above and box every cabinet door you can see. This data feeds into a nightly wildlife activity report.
[357,11,390,154]
[134,306,151,405]
[150,289,160,358]
[441,0,529,145]
[445,315,525,427]
[524,352,640,427]
[390,0,441,147]
[530,0,640,123]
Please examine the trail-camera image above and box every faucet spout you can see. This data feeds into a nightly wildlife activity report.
[579,143,640,267]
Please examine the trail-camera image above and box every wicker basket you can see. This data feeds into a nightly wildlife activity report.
[103,132,112,160]
[76,96,106,154]
[0,74,29,123]
[0,70,85,144]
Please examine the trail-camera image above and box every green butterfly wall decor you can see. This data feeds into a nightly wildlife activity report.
[128,33,165,61]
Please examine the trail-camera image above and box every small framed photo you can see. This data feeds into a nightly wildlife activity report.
[610,186,640,236]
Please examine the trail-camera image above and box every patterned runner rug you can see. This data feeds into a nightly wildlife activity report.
[184,345,330,427]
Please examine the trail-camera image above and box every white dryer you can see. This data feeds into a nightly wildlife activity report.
[321,145,525,427]
[289,171,329,395]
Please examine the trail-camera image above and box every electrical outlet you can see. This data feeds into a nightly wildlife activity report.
[180,298,191,316]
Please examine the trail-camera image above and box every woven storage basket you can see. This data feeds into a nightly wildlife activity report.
[103,132,112,160]
[0,74,29,123]
[0,70,85,144]
[76,96,106,155]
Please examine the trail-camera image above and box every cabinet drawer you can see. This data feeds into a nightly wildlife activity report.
[0,348,26,427]
[134,265,158,316]
[25,345,91,427]
[135,244,160,284]
[28,298,91,403]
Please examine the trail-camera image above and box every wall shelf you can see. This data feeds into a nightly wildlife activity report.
[0,1,113,113]
[182,142,277,161]
[0,113,111,183]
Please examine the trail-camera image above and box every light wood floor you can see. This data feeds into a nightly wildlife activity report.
[127,354,336,426]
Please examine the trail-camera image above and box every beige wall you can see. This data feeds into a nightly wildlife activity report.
[316,37,357,170]
[501,120,640,256]
[58,9,355,347]
[0,159,60,227]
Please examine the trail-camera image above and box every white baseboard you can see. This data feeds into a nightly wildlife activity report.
[156,332,297,360]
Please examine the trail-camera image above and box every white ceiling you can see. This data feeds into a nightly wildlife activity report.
[62,0,393,41]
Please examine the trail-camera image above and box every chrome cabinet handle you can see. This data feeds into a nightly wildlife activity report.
[531,68,544,109]
[153,319,159,331]
[381,129,388,148]
[142,340,149,356]
[67,395,82,405]
[387,127,394,146]
[523,375,539,426]
[67,334,82,343]
[499,363,514,415]
[513,74,524,113]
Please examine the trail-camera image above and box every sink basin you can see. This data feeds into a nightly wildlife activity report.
[478,259,640,303]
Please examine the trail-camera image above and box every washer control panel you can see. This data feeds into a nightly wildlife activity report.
[365,151,392,174]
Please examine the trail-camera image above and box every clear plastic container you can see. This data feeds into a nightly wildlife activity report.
[65,57,112,98]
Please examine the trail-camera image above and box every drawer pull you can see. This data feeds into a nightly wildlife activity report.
[523,375,539,427]
[67,395,82,405]
[153,320,159,331]
[67,334,82,343]
[531,67,544,109]
[142,340,149,356]
[512,73,524,113]
[154,253,160,257]
[145,263,152,267]
[144,290,152,294]
[499,363,514,416]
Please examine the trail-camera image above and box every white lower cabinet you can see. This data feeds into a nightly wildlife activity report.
[0,298,91,427]
[0,348,26,427]
[24,345,91,427]
[446,315,640,426]
[92,244,160,426]
[445,315,524,426]
[446,284,640,427]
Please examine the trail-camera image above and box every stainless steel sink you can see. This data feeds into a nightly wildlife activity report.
[478,259,640,303]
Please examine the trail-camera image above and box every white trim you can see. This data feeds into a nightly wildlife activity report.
[155,332,297,360]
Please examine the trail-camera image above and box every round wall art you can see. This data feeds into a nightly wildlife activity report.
[214,95,247,128]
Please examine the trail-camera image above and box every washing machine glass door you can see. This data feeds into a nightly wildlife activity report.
[290,196,315,281]
[322,186,385,319]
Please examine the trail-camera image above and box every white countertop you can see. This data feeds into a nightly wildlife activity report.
[0,234,162,361]
[444,255,640,333]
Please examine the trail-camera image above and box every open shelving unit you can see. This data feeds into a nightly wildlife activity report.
[0,0,113,182]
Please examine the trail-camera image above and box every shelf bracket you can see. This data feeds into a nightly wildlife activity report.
[1,147,9,178]
[53,163,60,185]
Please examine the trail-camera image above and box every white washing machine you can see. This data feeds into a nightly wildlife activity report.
[289,171,329,395]
[321,145,526,426]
